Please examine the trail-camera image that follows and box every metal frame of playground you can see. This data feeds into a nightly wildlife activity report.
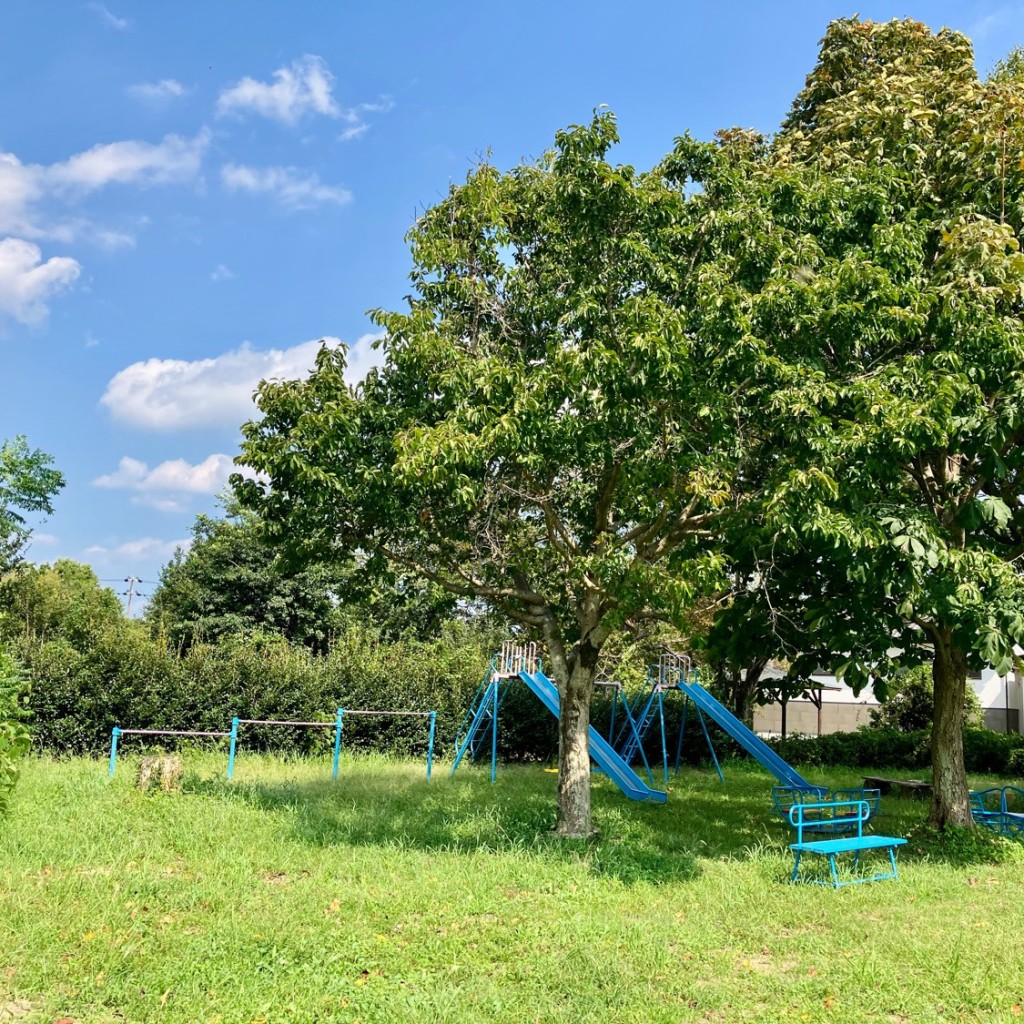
[451,642,751,793]
[105,638,911,885]
[107,638,824,805]
[108,708,438,780]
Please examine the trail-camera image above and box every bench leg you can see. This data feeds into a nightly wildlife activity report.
[791,850,802,883]
[888,846,898,880]
[828,854,840,889]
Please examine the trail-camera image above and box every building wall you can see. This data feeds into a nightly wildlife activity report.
[982,707,1020,733]
[753,694,1022,736]
[753,701,875,736]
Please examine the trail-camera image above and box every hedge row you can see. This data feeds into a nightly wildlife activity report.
[14,617,1024,777]
[767,727,1024,777]
[14,621,563,761]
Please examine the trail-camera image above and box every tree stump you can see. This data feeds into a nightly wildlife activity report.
[136,755,183,792]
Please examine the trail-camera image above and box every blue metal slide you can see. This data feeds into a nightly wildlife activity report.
[676,678,814,788]
[519,670,667,804]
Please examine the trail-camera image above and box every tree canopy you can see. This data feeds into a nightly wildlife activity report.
[237,16,1024,832]
[733,18,1024,827]
[236,112,782,835]
[0,436,64,574]
[146,505,457,651]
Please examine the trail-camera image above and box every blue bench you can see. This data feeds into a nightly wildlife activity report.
[773,785,881,835]
[789,800,907,888]
[970,787,1024,839]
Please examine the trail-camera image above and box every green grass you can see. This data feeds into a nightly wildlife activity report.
[2,754,1024,1024]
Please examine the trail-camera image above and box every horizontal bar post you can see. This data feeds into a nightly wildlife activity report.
[340,709,432,717]
[237,719,336,727]
[116,729,230,737]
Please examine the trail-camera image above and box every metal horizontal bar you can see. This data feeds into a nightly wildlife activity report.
[117,729,230,737]
[237,720,336,727]
[341,709,433,717]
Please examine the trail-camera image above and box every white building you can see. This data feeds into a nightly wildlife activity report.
[752,665,1024,737]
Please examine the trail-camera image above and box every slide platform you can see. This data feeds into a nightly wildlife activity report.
[676,678,814,789]
[519,669,667,804]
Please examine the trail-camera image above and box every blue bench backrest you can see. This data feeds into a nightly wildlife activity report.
[971,786,1024,815]
[789,800,870,845]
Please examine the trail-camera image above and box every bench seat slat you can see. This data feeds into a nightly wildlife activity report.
[791,836,907,855]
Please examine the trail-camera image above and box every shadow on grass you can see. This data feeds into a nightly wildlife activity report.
[181,764,777,885]
[180,758,1021,884]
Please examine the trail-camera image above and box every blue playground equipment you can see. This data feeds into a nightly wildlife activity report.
[772,785,881,834]
[970,786,1024,838]
[451,641,667,803]
[788,799,907,888]
[611,651,817,790]
[109,708,437,781]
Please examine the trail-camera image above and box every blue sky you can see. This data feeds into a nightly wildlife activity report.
[1,0,1020,609]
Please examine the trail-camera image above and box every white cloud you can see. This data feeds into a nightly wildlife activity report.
[339,123,370,143]
[337,97,395,143]
[0,131,209,243]
[87,2,128,30]
[0,152,46,238]
[217,55,339,124]
[84,536,191,564]
[133,495,189,513]
[48,130,209,193]
[211,263,235,282]
[94,453,253,496]
[220,164,351,209]
[0,238,81,325]
[100,333,383,431]
[30,533,58,546]
[128,79,187,101]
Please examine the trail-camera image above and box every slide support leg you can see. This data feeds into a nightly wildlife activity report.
[657,691,669,788]
[490,679,499,783]
[695,705,725,783]
[675,700,688,772]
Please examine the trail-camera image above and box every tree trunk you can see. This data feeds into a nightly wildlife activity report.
[930,627,973,829]
[718,660,764,726]
[555,640,599,838]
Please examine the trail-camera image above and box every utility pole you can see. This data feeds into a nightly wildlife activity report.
[123,576,143,616]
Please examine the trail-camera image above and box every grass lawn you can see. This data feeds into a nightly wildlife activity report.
[2,754,1024,1024]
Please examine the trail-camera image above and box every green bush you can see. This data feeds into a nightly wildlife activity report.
[14,618,568,761]
[0,648,30,816]
[869,664,982,731]
[768,726,1024,776]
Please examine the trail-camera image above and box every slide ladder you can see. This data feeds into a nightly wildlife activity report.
[675,677,814,789]
[616,683,661,764]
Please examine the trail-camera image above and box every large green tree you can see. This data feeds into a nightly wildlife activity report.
[236,114,767,836]
[146,505,456,650]
[0,436,64,574]
[702,19,1024,827]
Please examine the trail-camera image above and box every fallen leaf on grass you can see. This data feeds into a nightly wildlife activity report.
[1011,1004,1022,1016]
[0,1001,33,1021]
